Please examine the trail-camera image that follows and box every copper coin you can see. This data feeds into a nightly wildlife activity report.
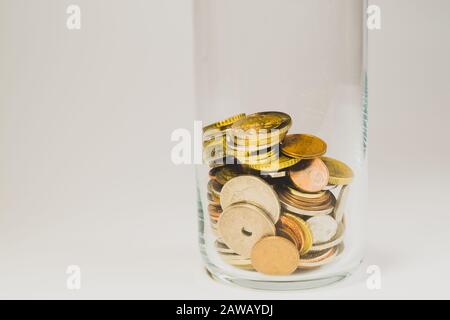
[278,190,335,215]
[283,213,313,255]
[278,189,336,216]
[278,215,305,253]
[298,244,343,269]
[288,159,329,193]
[278,227,300,250]
[279,190,334,210]
[283,187,332,204]
[284,185,326,199]
[251,236,300,276]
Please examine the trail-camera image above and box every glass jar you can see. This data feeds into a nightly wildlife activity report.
[194,0,367,290]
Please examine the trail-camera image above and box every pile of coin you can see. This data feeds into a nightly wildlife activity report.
[203,112,353,276]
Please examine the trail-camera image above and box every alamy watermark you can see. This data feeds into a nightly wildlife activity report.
[366,265,382,290]
[66,5,81,30]
[171,121,281,166]
[66,265,81,290]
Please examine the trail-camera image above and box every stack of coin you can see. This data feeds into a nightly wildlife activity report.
[202,112,354,276]
[202,113,246,166]
[225,112,291,166]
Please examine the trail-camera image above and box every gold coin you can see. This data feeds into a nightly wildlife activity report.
[203,113,246,132]
[226,134,280,152]
[284,213,313,255]
[203,129,226,146]
[251,236,299,276]
[214,165,242,185]
[207,192,220,205]
[231,112,290,132]
[230,127,289,147]
[321,157,354,185]
[226,141,278,156]
[235,151,280,166]
[217,202,276,258]
[208,167,220,180]
[220,175,281,223]
[207,179,222,197]
[227,147,276,160]
[281,134,327,159]
[203,138,226,164]
[247,154,301,172]
[208,156,238,168]
[231,112,292,142]
[203,134,226,148]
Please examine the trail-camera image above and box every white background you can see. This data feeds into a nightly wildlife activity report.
[0,0,449,299]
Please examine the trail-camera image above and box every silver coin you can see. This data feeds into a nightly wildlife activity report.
[220,175,281,223]
[333,185,350,223]
[310,223,345,252]
[307,215,338,244]
[217,202,276,258]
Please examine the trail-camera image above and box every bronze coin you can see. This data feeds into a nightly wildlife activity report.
[251,236,300,276]
[278,227,300,250]
[288,159,329,193]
